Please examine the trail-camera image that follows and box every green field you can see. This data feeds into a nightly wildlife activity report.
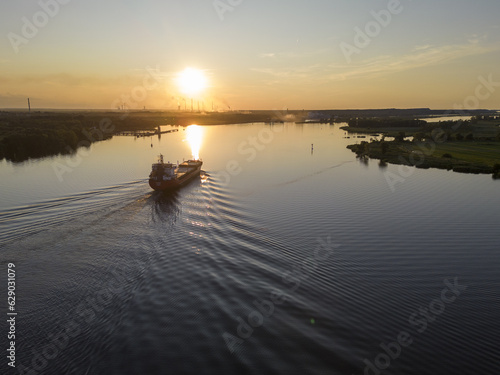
[348,140,500,176]
[421,142,500,167]
[347,118,500,177]
[347,116,500,176]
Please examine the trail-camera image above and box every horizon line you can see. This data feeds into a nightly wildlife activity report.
[0,107,498,112]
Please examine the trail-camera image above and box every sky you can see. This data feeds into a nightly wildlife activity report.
[1,0,499,110]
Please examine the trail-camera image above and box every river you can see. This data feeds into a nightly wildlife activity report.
[1,122,499,374]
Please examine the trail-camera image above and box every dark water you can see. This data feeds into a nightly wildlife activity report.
[1,123,499,375]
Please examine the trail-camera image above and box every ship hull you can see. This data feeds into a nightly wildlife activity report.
[149,162,202,192]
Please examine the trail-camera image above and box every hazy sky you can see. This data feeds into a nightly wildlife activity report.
[1,0,499,110]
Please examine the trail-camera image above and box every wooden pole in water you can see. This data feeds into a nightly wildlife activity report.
[27,98,31,112]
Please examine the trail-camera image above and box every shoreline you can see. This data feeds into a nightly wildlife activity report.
[347,139,500,178]
[2,110,499,167]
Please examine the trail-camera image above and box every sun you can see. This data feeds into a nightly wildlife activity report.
[176,67,208,97]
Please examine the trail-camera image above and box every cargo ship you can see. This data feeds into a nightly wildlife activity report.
[149,155,203,191]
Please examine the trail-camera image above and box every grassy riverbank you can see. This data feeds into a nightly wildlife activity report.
[346,118,500,178]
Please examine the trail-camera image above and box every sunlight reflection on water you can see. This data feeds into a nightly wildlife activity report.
[185,124,204,160]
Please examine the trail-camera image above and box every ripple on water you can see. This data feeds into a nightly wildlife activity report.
[2,153,500,374]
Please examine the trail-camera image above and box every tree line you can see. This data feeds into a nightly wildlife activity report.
[0,113,112,162]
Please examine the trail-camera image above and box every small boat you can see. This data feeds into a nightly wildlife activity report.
[149,155,203,191]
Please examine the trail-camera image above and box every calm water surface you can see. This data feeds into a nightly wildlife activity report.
[1,123,499,374]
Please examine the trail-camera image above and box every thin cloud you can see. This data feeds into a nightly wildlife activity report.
[0,73,146,87]
[413,44,432,51]
[466,33,488,45]
[250,64,324,82]
[329,42,499,81]
[244,41,498,88]
[259,47,332,60]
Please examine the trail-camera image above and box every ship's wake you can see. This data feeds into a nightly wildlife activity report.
[0,180,149,246]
